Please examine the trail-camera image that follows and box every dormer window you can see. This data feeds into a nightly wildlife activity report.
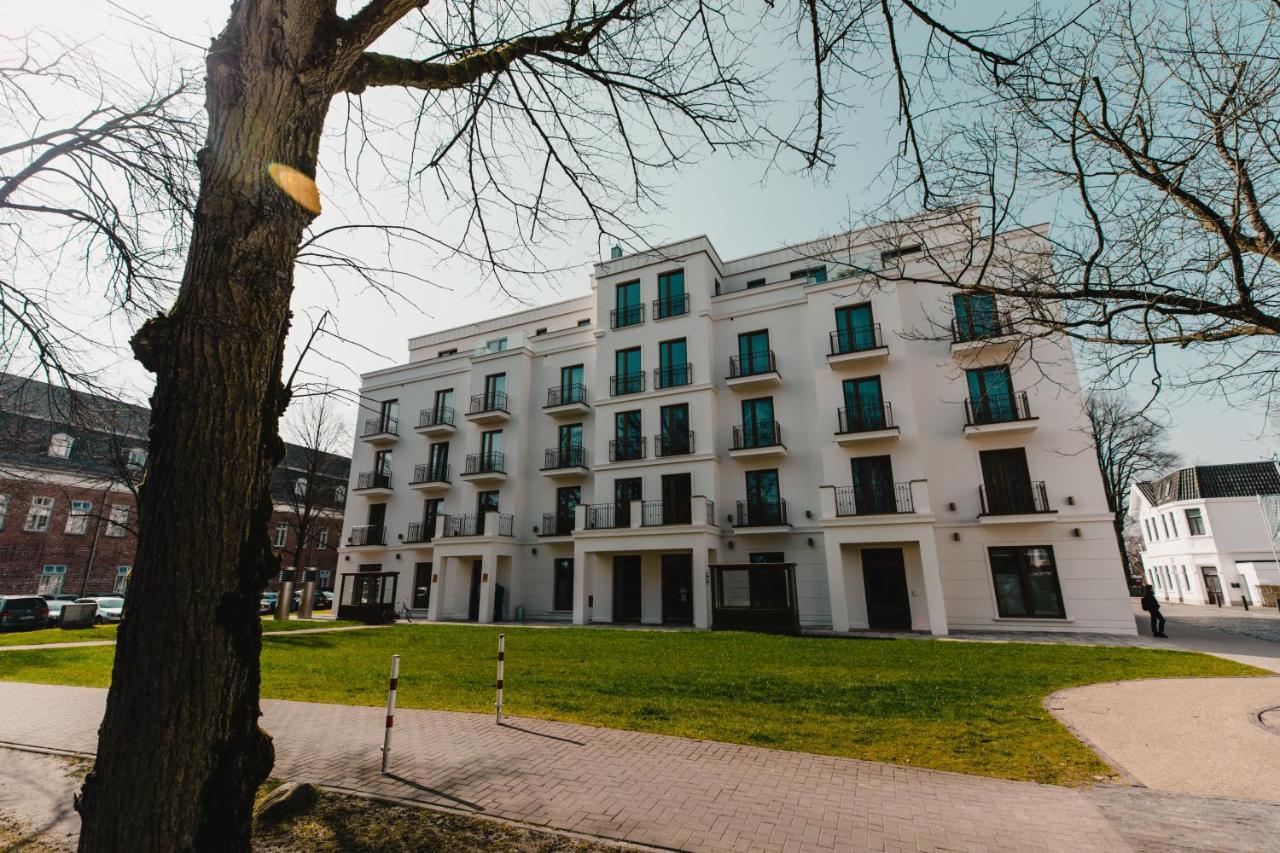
[127,447,148,468]
[294,477,308,497]
[48,433,74,458]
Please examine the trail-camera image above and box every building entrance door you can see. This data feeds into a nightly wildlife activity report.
[467,560,482,621]
[661,554,693,624]
[1201,567,1224,606]
[612,555,642,623]
[412,562,432,610]
[862,548,911,630]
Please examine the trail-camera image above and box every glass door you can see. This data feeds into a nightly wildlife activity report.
[966,366,1014,423]
[851,455,895,514]
[842,377,885,431]
[744,469,781,524]
[834,304,875,353]
[953,293,998,340]
[741,398,776,447]
[737,330,771,375]
[660,403,690,455]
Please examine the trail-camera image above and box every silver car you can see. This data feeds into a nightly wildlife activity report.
[76,596,125,623]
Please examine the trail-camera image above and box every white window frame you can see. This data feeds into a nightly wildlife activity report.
[66,500,93,534]
[294,477,308,497]
[0,494,8,531]
[48,433,74,458]
[114,566,131,595]
[24,496,54,532]
[38,565,66,596]
[273,521,289,548]
[318,527,329,548]
[127,447,148,468]
[106,504,130,537]
[335,485,346,504]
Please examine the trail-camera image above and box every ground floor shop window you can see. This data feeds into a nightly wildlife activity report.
[553,558,574,611]
[989,546,1065,618]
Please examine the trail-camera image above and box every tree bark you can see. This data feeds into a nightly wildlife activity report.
[77,3,336,850]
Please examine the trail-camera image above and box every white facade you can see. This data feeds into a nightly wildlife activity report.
[1131,466,1280,607]
[337,209,1133,635]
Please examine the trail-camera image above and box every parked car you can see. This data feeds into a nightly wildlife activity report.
[258,591,301,615]
[42,594,78,602]
[0,595,50,632]
[45,598,71,626]
[313,591,334,610]
[76,596,125,624]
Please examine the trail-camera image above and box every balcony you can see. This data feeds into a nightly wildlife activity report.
[442,513,514,538]
[951,311,1017,353]
[726,351,780,389]
[465,392,510,424]
[415,407,456,437]
[539,512,576,538]
[730,422,786,459]
[831,483,914,516]
[978,480,1056,523]
[835,403,899,445]
[544,383,589,417]
[461,451,507,483]
[827,325,889,368]
[654,430,695,458]
[541,446,588,478]
[963,391,1037,436]
[402,520,433,545]
[354,471,393,497]
[653,294,690,320]
[654,363,693,390]
[610,303,645,329]
[360,416,398,445]
[583,503,627,530]
[347,524,385,547]
[610,371,646,397]
[733,499,790,531]
[580,497,715,531]
[609,436,647,463]
[408,463,450,493]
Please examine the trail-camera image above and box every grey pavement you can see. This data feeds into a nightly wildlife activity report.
[2,682,1278,852]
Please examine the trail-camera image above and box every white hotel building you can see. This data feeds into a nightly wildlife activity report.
[336,210,1133,635]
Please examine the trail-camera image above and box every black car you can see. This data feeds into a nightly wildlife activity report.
[0,595,50,632]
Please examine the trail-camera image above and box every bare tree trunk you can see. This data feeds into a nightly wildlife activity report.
[77,4,332,849]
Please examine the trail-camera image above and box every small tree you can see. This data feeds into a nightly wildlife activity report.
[1085,392,1180,578]
[277,395,349,580]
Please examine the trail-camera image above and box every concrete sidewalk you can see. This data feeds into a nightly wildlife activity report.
[1,682,1278,852]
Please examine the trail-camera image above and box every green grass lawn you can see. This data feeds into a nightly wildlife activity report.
[0,618,359,647]
[0,625,1260,785]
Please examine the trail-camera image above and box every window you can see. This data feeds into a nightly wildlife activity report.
[127,447,148,468]
[553,558,575,611]
[613,410,643,460]
[614,280,643,327]
[428,441,450,478]
[65,500,92,535]
[952,293,1000,341]
[1167,512,1178,537]
[335,485,347,504]
[24,496,54,532]
[659,403,691,456]
[736,330,772,376]
[480,429,503,460]
[438,348,457,357]
[577,318,591,327]
[433,388,454,420]
[318,569,332,590]
[966,366,1017,423]
[657,338,689,388]
[318,527,329,548]
[613,347,643,395]
[294,477,308,497]
[483,373,507,408]
[38,565,66,596]
[841,376,886,432]
[558,365,585,404]
[789,265,827,284]
[1161,514,1170,538]
[989,546,1065,619]
[106,504,129,537]
[485,337,508,352]
[114,566,131,595]
[0,494,8,531]
[745,277,767,289]
[879,244,921,264]
[48,433,74,458]
[273,522,289,548]
[534,327,548,336]
[744,469,783,524]
[833,304,877,353]
[739,398,777,448]
[376,399,399,433]
[1185,508,1205,536]
[1181,566,1190,590]
[656,270,687,318]
[850,456,896,514]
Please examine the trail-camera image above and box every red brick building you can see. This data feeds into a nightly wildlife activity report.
[0,374,349,596]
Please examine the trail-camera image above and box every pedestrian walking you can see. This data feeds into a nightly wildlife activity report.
[1140,584,1168,637]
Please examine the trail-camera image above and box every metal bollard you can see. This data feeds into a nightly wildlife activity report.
[381,654,399,773]
[298,569,316,619]
[275,576,294,621]
[495,633,505,725]
[1242,596,1250,611]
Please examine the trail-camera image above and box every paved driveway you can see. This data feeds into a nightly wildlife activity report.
[1134,600,1280,673]
[2,682,1278,852]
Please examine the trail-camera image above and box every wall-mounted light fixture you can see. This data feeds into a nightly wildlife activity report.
[1067,496,1076,506]
[532,525,539,534]
[1072,528,1082,538]
[807,537,815,546]
[947,502,956,512]
[532,547,538,555]
[727,540,735,550]
[951,532,961,542]
[397,533,403,540]
[344,555,350,561]
[805,509,812,519]
[395,553,401,560]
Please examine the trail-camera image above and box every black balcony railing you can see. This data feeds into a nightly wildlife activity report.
[404,521,433,543]
[837,403,894,434]
[349,524,385,546]
[829,324,883,355]
[655,430,695,457]
[584,503,626,529]
[732,422,782,450]
[610,303,645,328]
[641,499,693,527]
[356,470,392,490]
[468,391,509,415]
[443,513,514,537]
[417,406,455,429]
[979,480,1051,515]
[546,383,587,408]
[362,416,398,437]
[952,310,1015,344]
[653,294,690,320]
[734,499,789,527]
[654,363,693,389]
[410,462,450,484]
[964,391,1032,426]
[608,436,647,462]
[540,512,576,537]
[833,483,914,516]
[464,451,506,475]
[728,350,778,379]
[610,371,646,396]
[543,446,586,470]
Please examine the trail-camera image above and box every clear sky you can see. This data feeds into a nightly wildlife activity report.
[5,0,1275,465]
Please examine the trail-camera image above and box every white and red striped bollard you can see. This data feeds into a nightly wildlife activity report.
[495,633,505,724]
[381,654,400,773]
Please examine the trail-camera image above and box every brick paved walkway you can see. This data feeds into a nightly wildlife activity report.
[2,683,1277,851]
